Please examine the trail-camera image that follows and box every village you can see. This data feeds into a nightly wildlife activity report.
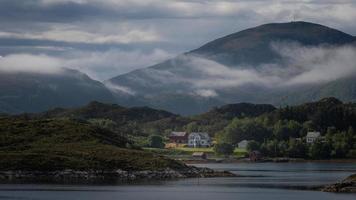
[161,130,326,162]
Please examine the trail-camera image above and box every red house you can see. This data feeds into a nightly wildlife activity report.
[249,151,262,162]
[169,132,188,144]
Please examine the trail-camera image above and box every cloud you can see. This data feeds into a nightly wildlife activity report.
[65,48,173,80]
[272,42,356,85]
[104,81,136,95]
[0,24,161,45]
[0,48,173,80]
[0,54,63,74]
[133,42,356,98]
[0,0,356,83]
[194,89,218,98]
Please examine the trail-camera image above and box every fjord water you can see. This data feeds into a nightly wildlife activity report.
[0,162,355,200]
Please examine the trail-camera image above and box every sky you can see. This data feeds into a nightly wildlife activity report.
[0,0,356,80]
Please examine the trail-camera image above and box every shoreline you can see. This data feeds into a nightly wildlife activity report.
[183,158,356,164]
[0,166,236,184]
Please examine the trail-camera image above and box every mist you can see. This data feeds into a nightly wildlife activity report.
[0,54,63,74]
[0,48,173,80]
[135,42,356,97]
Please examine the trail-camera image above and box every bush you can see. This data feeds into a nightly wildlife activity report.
[148,135,165,149]
[247,140,260,152]
[214,143,234,156]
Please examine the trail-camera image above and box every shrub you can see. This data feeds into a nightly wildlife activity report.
[213,143,234,156]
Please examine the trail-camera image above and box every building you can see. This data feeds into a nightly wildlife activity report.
[306,131,321,144]
[249,151,262,162]
[192,152,207,159]
[238,140,249,149]
[188,132,211,147]
[169,131,188,144]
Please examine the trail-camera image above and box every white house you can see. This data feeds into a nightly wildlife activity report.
[306,131,321,144]
[188,132,211,147]
[238,140,249,149]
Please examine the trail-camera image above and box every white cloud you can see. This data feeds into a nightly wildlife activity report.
[134,43,356,95]
[0,54,63,74]
[65,48,173,80]
[0,48,173,80]
[105,81,136,95]
[194,89,218,98]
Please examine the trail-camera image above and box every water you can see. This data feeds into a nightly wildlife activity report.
[0,162,355,200]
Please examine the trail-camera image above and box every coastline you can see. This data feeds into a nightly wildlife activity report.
[0,166,236,184]
[183,158,356,164]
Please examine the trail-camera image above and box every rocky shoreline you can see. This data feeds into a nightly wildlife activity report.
[0,166,236,183]
[321,174,356,193]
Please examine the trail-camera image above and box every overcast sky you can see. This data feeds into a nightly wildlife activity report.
[0,0,356,80]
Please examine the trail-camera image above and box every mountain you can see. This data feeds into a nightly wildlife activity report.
[0,68,116,113]
[108,21,356,115]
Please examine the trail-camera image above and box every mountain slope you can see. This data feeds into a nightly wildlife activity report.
[0,68,116,113]
[108,21,356,115]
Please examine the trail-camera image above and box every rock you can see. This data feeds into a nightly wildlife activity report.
[322,174,356,193]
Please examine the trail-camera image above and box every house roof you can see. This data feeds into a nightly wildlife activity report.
[170,131,187,137]
[190,132,210,139]
[238,140,249,144]
[306,131,321,138]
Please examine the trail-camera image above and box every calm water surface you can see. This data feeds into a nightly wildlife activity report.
[0,162,355,200]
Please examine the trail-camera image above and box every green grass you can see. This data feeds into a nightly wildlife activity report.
[175,147,214,153]
[234,148,248,157]
[164,147,248,157]
[143,147,190,155]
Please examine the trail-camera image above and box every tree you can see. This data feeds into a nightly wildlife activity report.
[287,140,307,158]
[148,135,165,148]
[273,120,302,140]
[247,140,260,152]
[185,122,200,132]
[217,118,271,145]
[214,143,234,157]
[308,141,331,159]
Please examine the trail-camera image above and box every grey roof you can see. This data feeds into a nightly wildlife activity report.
[190,132,210,139]
[306,131,321,138]
[170,131,187,137]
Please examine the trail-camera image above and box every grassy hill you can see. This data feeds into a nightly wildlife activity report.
[0,117,185,171]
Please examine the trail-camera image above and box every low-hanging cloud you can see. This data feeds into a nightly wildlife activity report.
[135,42,356,97]
[0,48,173,80]
[0,54,63,74]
